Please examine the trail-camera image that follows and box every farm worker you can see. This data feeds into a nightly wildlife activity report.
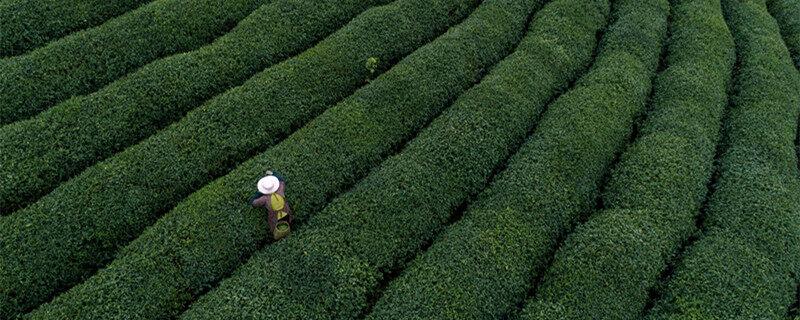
[250,171,293,240]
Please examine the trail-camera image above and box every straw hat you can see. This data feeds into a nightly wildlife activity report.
[257,175,280,194]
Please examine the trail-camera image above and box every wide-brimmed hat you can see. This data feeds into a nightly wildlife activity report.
[257,175,280,194]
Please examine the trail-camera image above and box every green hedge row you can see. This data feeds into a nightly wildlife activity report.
[0,0,439,316]
[771,0,800,220]
[0,0,153,57]
[0,0,401,215]
[645,0,800,318]
[22,0,529,317]
[177,1,670,319]
[173,0,567,319]
[768,0,800,68]
[0,0,268,125]
[363,1,610,319]
[520,0,736,319]
[363,1,667,319]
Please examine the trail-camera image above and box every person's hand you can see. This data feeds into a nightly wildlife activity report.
[270,171,286,182]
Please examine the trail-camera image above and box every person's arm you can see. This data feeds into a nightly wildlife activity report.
[249,192,265,207]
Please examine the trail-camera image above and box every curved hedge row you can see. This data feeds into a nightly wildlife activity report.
[0,0,268,125]
[645,0,800,318]
[767,0,800,68]
[366,1,668,319]
[0,0,449,316]
[0,0,153,57]
[520,1,735,318]
[0,0,401,215]
[169,0,588,319]
[22,0,530,317]
[177,1,669,319]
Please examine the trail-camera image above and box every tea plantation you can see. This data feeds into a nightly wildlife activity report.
[1,0,799,318]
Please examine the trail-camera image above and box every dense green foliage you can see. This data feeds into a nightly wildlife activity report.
[168,1,584,318]
[366,1,668,319]
[0,0,450,316]
[3,0,800,317]
[363,0,608,318]
[0,0,270,125]
[0,0,153,57]
[21,0,536,318]
[519,1,736,319]
[768,0,800,68]
[0,0,403,215]
[645,0,800,318]
[178,0,670,318]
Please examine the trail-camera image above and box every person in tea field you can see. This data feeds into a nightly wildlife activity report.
[250,171,293,240]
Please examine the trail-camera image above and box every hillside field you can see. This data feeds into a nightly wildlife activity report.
[1,0,800,319]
